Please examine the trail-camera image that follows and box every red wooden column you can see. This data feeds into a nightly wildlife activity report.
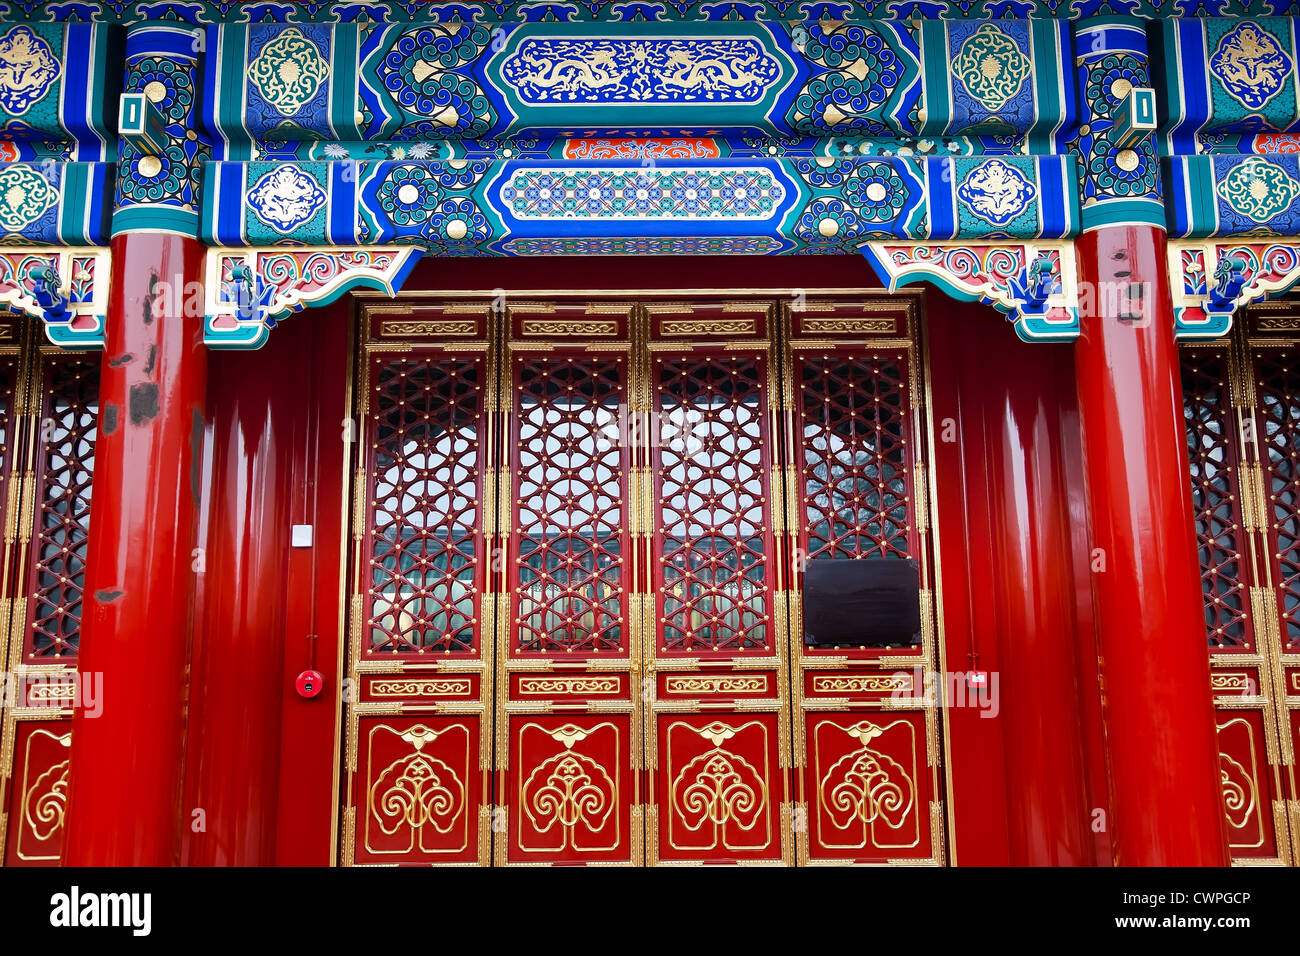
[1074,225,1229,865]
[63,233,207,865]
[63,23,209,866]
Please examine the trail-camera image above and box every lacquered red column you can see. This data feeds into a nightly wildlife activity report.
[981,318,1096,866]
[63,233,207,866]
[1074,226,1229,866]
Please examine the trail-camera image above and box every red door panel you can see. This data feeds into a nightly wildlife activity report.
[3,719,70,866]
[353,716,481,864]
[497,302,640,866]
[655,714,784,862]
[508,715,632,863]
[342,304,497,867]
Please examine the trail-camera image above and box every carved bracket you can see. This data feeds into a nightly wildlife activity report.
[860,241,1079,342]
[1171,240,1300,340]
[0,248,111,349]
[204,247,424,348]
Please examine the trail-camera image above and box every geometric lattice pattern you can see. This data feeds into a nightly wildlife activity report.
[0,354,15,547]
[655,353,769,652]
[1181,350,1251,649]
[28,356,98,658]
[366,356,481,654]
[1255,348,1300,653]
[513,356,626,653]
[799,352,913,563]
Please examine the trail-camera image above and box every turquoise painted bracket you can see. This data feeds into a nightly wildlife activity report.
[1170,238,1300,339]
[860,240,1081,343]
[203,246,424,348]
[0,247,111,348]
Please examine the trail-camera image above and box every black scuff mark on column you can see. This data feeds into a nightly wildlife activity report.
[102,403,120,436]
[142,270,159,325]
[190,407,203,507]
[108,353,133,367]
[95,589,123,603]
[128,382,160,425]
[144,345,157,375]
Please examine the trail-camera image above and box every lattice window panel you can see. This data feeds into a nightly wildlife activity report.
[1255,348,1300,653]
[512,355,627,653]
[797,352,914,564]
[1180,350,1253,649]
[26,356,98,659]
[0,353,16,544]
[654,353,770,653]
[365,355,483,655]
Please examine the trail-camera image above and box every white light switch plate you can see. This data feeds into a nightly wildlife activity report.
[291,525,313,548]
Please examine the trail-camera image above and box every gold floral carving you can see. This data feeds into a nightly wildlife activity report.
[801,317,896,335]
[370,679,473,698]
[815,719,919,851]
[662,675,767,695]
[517,677,621,696]
[519,722,620,853]
[659,319,755,336]
[811,675,910,694]
[380,320,477,337]
[366,724,468,855]
[521,319,618,337]
[667,721,770,852]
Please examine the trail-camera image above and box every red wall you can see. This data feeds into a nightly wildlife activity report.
[183,302,349,866]
[928,295,1112,866]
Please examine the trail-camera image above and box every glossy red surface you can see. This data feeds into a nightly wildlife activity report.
[1074,226,1230,866]
[929,300,1105,866]
[62,232,207,866]
[181,319,300,865]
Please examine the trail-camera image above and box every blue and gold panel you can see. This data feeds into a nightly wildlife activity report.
[1074,17,1164,231]
[782,19,920,138]
[919,19,1076,153]
[112,23,207,238]
[1165,154,1300,237]
[0,162,112,245]
[0,23,121,161]
[201,155,1078,253]
[1157,17,1300,156]
[205,23,361,160]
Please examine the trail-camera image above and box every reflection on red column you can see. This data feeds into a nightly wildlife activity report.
[62,232,207,866]
[1074,225,1230,866]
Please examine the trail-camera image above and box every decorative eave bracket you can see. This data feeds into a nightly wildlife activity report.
[860,240,1079,343]
[0,248,111,349]
[204,246,424,349]
[1170,240,1300,340]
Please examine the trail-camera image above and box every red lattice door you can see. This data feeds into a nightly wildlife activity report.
[781,299,945,865]
[341,304,498,866]
[1179,313,1296,865]
[496,301,641,865]
[1,323,100,867]
[642,301,793,866]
